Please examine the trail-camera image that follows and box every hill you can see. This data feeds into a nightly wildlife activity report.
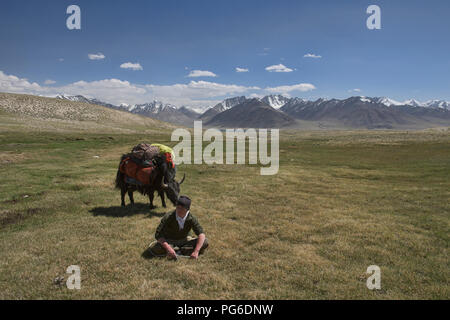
[0,92,177,134]
[198,96,247,123]
[205,98,297,128]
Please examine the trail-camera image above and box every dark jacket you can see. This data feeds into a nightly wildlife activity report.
[155,210,204,240]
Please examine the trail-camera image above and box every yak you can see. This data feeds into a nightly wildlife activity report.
[115,153,185,208]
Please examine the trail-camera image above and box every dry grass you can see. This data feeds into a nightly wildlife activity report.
[0,151,27,165]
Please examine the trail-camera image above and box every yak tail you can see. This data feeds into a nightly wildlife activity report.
[115,169,124,190]
[115,154,129,190]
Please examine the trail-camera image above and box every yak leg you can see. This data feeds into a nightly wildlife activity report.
[148,191,156,209]
[159,190,167,208]
[121,187,127,207]
[128,189,135,206]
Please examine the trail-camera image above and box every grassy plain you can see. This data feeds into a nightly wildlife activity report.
[0,93,448,299]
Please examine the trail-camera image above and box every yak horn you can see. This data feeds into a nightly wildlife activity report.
[161,178,169,189]
[179,173,185,185]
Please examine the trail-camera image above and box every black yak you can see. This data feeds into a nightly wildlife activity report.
[115,153,185,208]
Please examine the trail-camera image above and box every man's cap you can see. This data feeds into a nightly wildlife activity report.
[177,195,191,210]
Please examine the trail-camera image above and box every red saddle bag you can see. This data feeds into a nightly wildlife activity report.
[120,157,154,185]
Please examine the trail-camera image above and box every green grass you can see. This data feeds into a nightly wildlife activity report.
[0,124,449,299]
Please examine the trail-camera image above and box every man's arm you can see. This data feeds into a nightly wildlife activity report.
[157,237,177,258]
[191,215,204,236]
[190,215,206,259]
[191,233,206,259]
[155,214,177,258]
[154,213,169,240]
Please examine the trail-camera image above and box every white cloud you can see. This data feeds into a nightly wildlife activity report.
[0,71,44,93]
[235,67,249,73]
[265,83,316,94]
[120,62,143,71]
[265,64,293,73]
[0,70,257,107]
[44,79,56,85]
[58,58,64,62]
[0,70,316,109]
[88,53,105,60]
[187,70,217,78]
[146,81,259,102]
[0,70,145,104]
[348,88,361,93]
[304,53,322,59]
[63,79,147,100]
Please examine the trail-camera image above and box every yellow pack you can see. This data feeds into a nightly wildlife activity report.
[151,143,175,159]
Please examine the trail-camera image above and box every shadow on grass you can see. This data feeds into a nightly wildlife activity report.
[141,248,159,260]
[141,248,180,261]
[90,203,166,218]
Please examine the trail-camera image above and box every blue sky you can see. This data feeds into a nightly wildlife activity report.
[0,0,449,108]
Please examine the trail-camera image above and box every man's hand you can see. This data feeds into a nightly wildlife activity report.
[167,246,177,259]
[190,233,205,260]
[159,238,177,259]
[190,250,199,260]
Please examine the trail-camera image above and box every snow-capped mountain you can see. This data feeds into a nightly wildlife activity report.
[201,95,309,122]
[55,94,201,125]
[403,99,424,107]
[198,96,247,122]
[53,93,450,128]
[55,94,93,103]
[55,94,117,109]
[128,101,177,114]
[374,97,449,109]
[260,95,291,109]
[125,101,199,125]
[373,97,403,106]
[280,95,450,129]
[215,96,248,112]
[424,100,450,110]
[205,98,296,128]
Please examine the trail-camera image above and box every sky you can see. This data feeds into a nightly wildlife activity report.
[0,0,449,109]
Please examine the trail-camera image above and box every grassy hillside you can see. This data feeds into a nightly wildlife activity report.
[0,92,176,134]
[0,93,449,299]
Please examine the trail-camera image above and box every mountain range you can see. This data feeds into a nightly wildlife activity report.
[206,98,296,128]
[55,94,450,129]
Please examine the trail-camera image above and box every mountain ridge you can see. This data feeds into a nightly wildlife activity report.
[49,93,450,129]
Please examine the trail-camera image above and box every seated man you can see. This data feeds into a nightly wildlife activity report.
[149,195,208,259]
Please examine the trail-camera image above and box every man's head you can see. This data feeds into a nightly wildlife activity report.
[176,195,191,217]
